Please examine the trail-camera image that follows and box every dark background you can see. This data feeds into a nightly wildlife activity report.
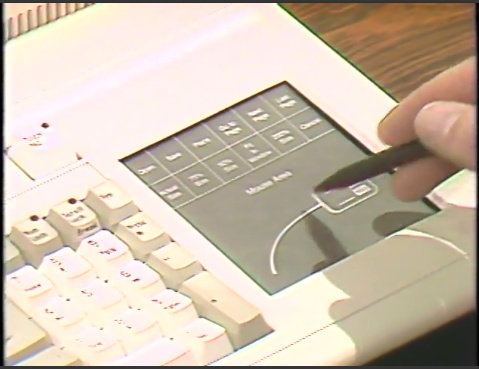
[284,3,476,366]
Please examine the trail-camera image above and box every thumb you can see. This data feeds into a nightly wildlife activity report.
[414,101,476,170]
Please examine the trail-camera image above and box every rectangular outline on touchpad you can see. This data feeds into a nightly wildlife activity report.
[312,180,379,214]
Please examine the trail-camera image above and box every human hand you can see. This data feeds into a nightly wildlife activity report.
[377,57,476,201]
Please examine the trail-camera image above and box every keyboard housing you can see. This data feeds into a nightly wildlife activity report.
[5,4,476,366]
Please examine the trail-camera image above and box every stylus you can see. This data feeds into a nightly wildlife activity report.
[314,140,432,192]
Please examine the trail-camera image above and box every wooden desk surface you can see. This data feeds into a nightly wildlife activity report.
[285,3,475,100]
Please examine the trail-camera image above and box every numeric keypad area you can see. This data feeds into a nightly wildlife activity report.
[5,180,272,366]
[123,84,335,210]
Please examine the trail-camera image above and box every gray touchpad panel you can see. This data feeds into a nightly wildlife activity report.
[122,82,440,294]
[322,207,470,318]
[409,206,475,255]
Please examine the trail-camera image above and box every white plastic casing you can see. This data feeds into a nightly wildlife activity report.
[5,4,475,366]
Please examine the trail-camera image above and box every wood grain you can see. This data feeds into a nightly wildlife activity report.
[284,4,476,100]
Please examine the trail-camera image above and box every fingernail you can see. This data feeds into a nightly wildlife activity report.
[414,101,462,143]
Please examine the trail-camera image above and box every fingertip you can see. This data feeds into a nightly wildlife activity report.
[389,158,458,202]
[376,105,416,146]
[377,120,395,146]
[376,106,399,145]
[377,57,476,148]
[414,101,477,170]
[390,174,423,202]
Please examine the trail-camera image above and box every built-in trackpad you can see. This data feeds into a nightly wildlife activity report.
[322,207,473,319]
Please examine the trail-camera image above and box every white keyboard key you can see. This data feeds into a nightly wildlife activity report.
[6,265,59,316]
[33,297,91,347]
[115,212,171,261]
[78,279,129,327]
[7,122,78,179]
[39,247,97,298]
[66,326,125,365]
[10,216,64,267]
[112,260,166,308]
[5,238,25,274]
[16,346,82,366]
[113,338,199,366]
[6,300,52,365]
[179,271,273,350]
[109,308,163,354]
[175,318,234,365]
[84,181,139,231]
[77,231,134,279]
[145,289,198,338]
[5,155,33,196]
[47,199,101,248]
[147,242,203,290]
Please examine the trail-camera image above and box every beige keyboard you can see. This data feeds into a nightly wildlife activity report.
[5,178,273,366]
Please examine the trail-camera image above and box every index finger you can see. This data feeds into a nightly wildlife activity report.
[377,57,476,146]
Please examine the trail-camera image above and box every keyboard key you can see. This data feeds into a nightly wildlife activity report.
[111,260,166,308]
[179,271,273,350]
[77,279,129,327]
[175,318,234,365]
[77,231,134,279]
[16,346,82,366]
[5,155,33,196]
[47,199,101,248]
[66,326,125,365]
[115,212,171,262]
[108,308,163,354]
[112,338,198,366]
[6,300,51,365]
[7,122,78,179]
[10,216,64,267]
[147,242,203,290]
[5,238,25,274]
[33,297,91,347]
[6,265,59,316]
[39,247,97,298]
[84,181,139,231]
[144,289,198,337]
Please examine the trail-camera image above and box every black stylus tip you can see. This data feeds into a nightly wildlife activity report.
[314,141,431,193]
[313,167,357,192]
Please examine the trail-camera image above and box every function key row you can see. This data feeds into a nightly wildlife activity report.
[121,84,336,211]
[125,108,331,185]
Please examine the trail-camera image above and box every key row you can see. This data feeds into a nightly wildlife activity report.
[6,179,273,365]
[6,180,179,268]
[7,270,271,365]
[7,298,231,366]
[7,248,272,365]
[7,254,271,349]
[6,235,201,315]
[7,231,201,295]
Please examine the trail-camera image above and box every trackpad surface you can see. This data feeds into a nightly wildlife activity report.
[322,207,472,319]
